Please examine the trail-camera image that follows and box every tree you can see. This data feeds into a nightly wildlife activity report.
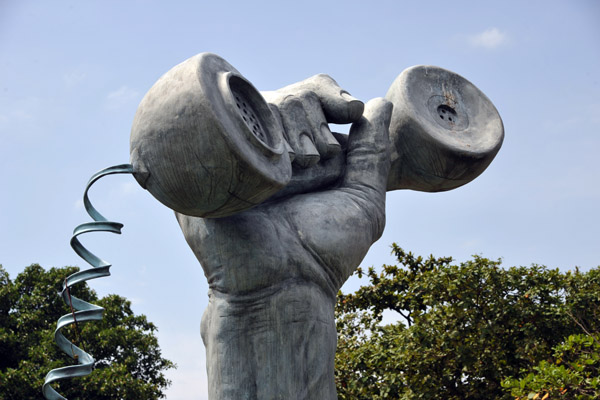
[502,268,600,399]
[502,333,600,399]
[0,264,175,399]
[334,245,600,400]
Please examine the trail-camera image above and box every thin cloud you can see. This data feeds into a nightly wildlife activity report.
[3,97,42,121]
[0,97,44,141]
[159,332,208,400]
[119,181,139,196]
[467,28,508,49]
[63,70,87,87]
[74,198,84,209]
[105,86,139,110]
[129,296,145,305]
[542,102,600,132]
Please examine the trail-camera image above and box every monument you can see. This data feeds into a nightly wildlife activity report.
[44,52,504,399]
[129,53,503,399]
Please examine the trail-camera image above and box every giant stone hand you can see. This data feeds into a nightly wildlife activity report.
[129,53,503,400]
[176,93,391,399]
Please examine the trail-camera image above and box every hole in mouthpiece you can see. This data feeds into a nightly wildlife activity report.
[427,95,469,131]
[437,104,457,119]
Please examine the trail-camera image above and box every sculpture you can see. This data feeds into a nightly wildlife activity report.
[129,53,504,399]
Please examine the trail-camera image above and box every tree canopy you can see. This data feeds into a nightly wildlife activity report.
[0,264,175,399]
[335,245,600,400]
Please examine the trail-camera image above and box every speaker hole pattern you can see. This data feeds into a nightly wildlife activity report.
[235,95,266,142]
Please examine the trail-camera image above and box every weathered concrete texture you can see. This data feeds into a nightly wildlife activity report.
[130,53,291,218]
[131,55,503,219]
[130,53,504,400]
[385,65,504,192]
[176,98,392,400]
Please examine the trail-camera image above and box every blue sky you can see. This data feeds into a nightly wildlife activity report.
[1,1,599,399]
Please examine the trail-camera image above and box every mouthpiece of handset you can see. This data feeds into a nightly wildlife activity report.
[385,65,504,192]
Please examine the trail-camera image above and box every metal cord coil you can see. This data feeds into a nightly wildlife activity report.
[43,164,134,400]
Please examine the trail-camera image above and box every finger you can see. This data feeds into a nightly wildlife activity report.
[278,95,320,168]
[342,97,393,194]
[277,74,364,124]
[296,90,342,158]
[268,103,296,163]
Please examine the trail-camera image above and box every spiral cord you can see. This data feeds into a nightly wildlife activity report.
[42,164,134,400]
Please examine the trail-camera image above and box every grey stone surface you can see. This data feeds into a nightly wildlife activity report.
[176,97,392,400]
[130,53,504,399]
[385,65,504,192]
[130,54,292,218]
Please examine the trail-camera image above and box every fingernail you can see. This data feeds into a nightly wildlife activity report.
[341,91,358,102]
[341,91,364,120]
[294,133,320,168]
[348,100,365,121]
[283,139,296,162]
[366,98,393,127]
[321,123,341,156]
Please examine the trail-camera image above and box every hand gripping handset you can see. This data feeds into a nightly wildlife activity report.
[130,53,503,218]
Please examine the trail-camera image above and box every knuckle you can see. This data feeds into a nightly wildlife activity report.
[312,73,338,87]
[280,94,304,110]
[296,89,318,102]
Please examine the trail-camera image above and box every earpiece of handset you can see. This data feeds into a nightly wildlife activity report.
[385,65,504,192]
[130,53,292,218]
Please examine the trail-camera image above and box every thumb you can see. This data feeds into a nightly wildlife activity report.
[342,97,393,195]
[310,74,365,123]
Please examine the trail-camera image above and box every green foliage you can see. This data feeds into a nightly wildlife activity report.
[502,268,600,399]
[335,245,600,400]
[502,334,600,399]
[0,264,175,399]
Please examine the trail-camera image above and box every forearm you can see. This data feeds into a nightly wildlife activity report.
[201,282,338,400]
